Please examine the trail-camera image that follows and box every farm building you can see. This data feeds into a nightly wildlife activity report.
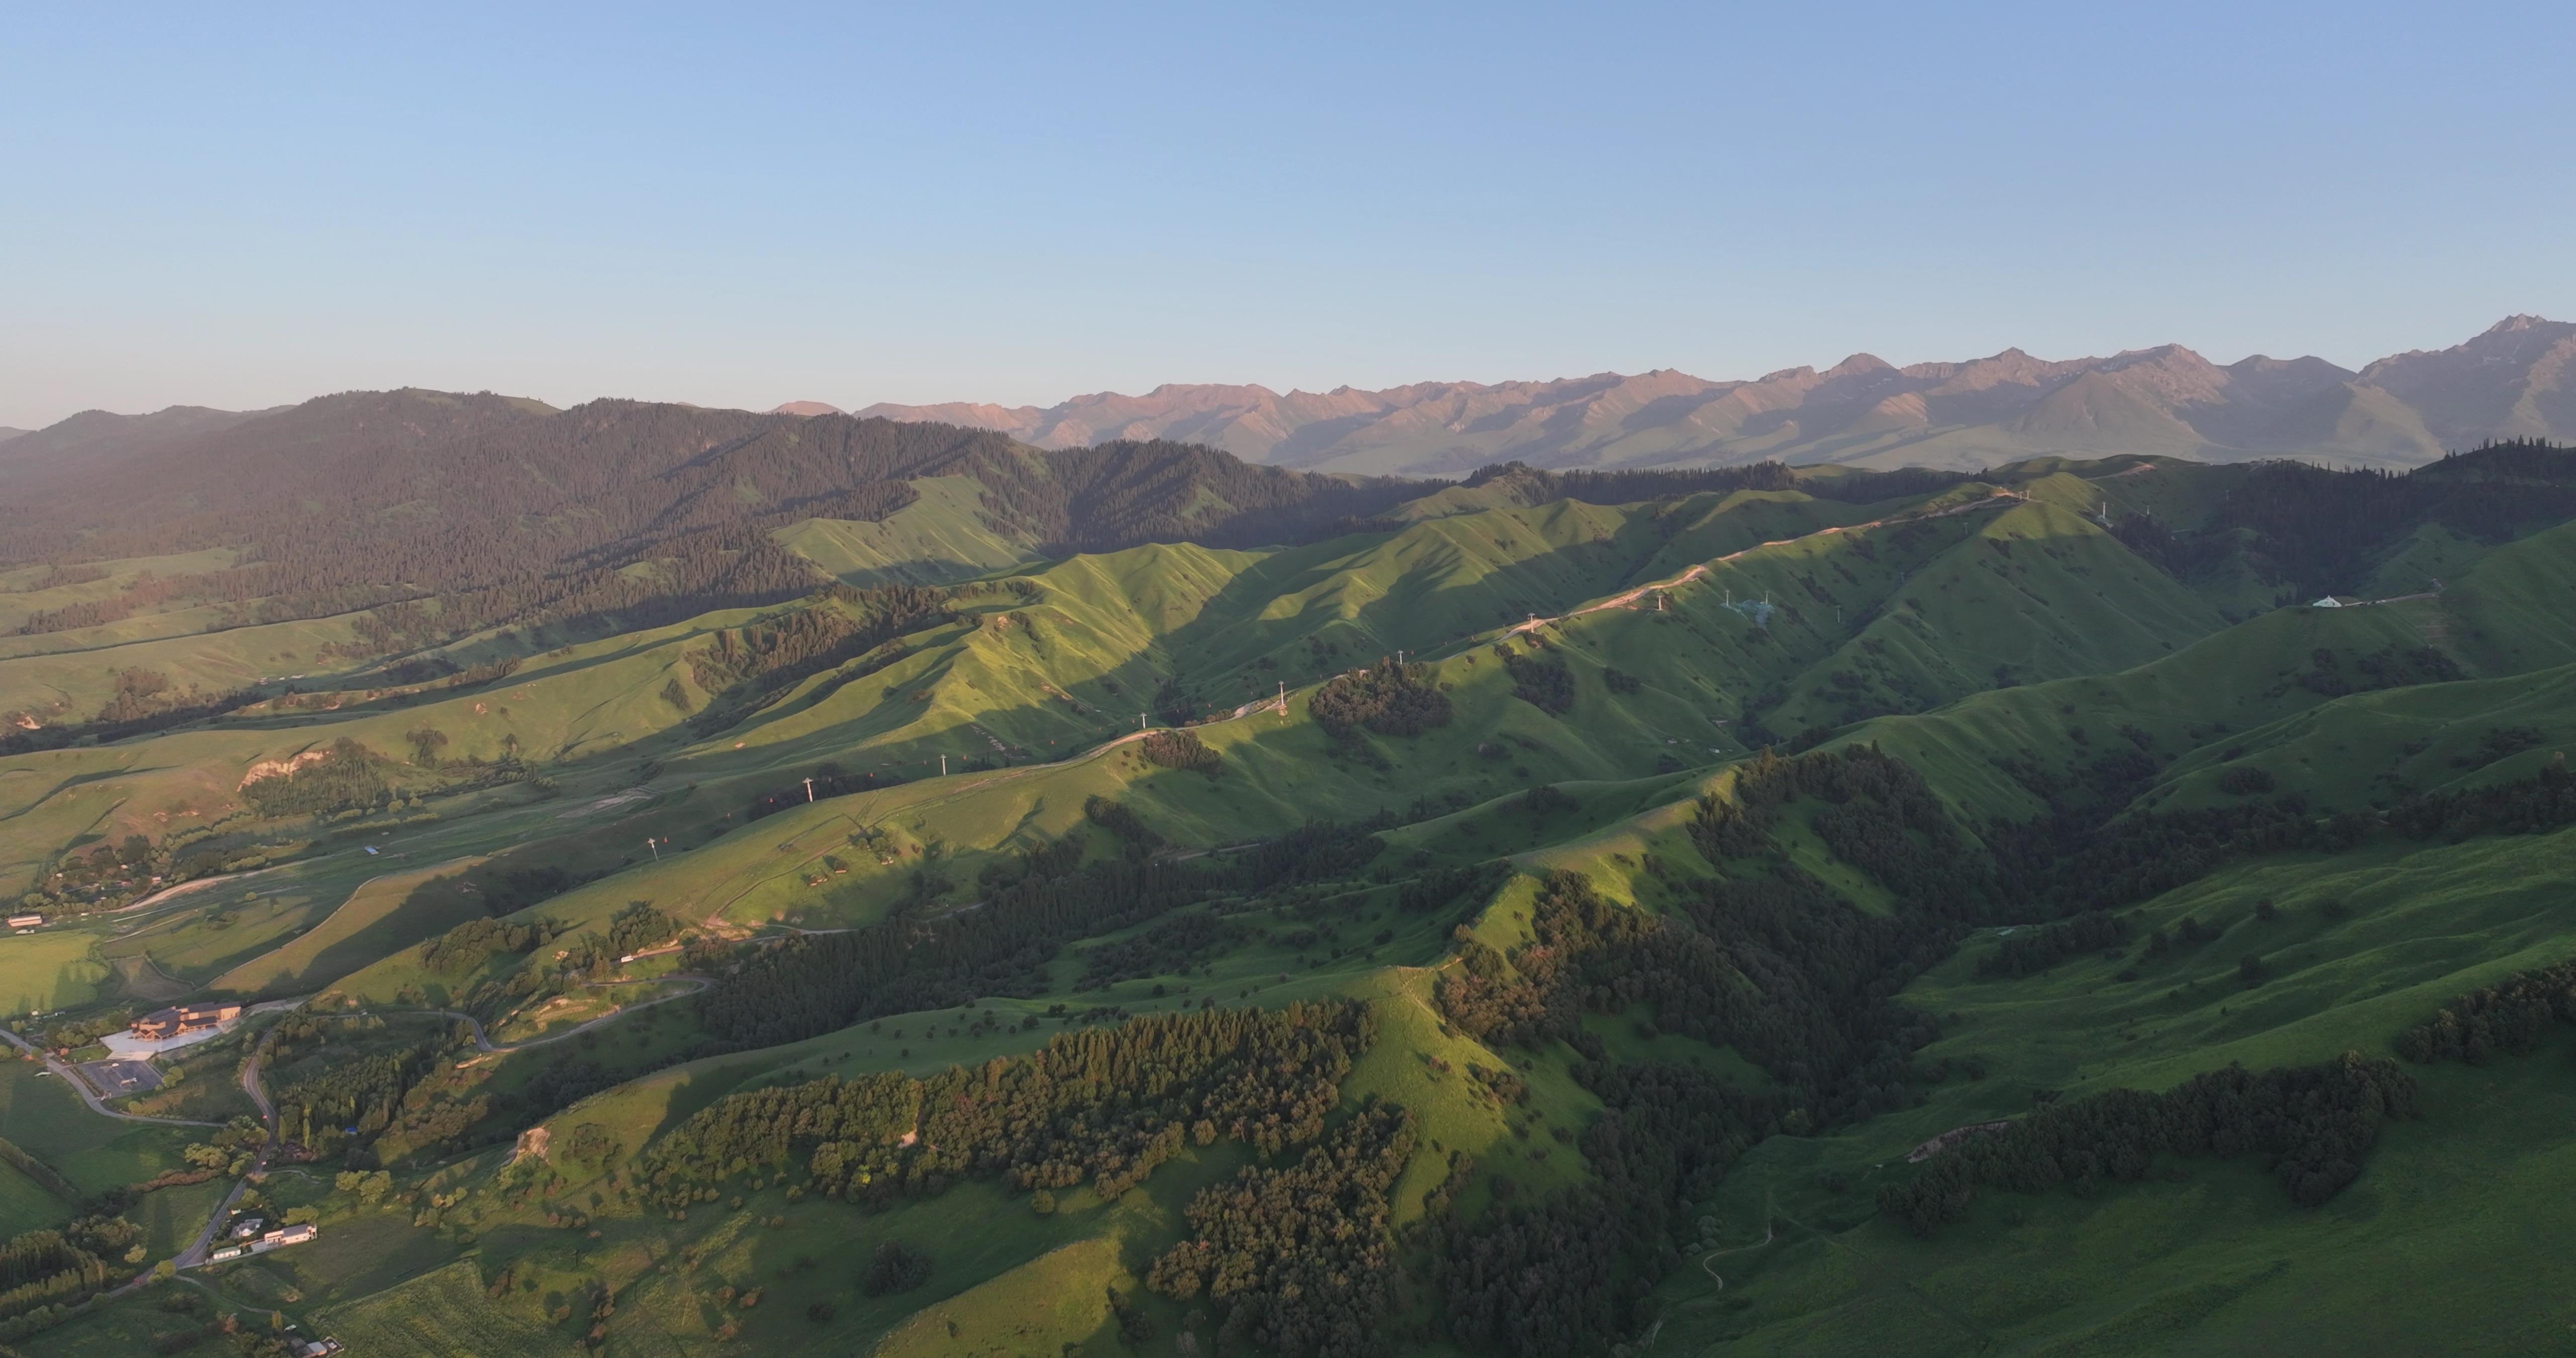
[130,1002,244,1041]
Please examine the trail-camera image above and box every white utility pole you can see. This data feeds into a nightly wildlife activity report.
[939,754,947,777]
[802,777,815,802]
[645,836,660,862]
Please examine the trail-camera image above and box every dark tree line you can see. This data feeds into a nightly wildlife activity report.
[1425,748,1984,1352]
[692,855,1208,1048]
[1147,1099,1417,1358]
[238,738,396,819]
[420,915,563,977]
[1976,910,2128,979]
[1078,911,1243,987]
[696,814,1387,1048]
[1990,750,2576,921]
[684,584,954,724]
[638,1002,1372,1208]
[2205,442,2576,594]
[1309,661,1452,744]
[1495,644,1574,714]
[0,1222,128,1328]
[2,396,1443,650]
[1140,728,1223,775]
[1451,459,1973,509]
[1436,1060,1764,1357]
[2396,956,2576,1063]
[1879,1054,2418,1234]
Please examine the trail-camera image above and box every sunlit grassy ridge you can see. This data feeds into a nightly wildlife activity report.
[10,453,2576,1355]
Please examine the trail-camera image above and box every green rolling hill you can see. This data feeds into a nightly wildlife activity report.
[1,411,2574,1356]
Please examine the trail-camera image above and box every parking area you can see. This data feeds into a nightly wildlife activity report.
[78,1058,162,1097]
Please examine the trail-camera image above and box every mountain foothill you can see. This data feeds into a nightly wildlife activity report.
[1,323,2574,1355]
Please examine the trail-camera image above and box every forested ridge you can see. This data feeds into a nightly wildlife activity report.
[1879,1055,2420,1234]
[0,395,1431,648]
[639,1002,1372,1205]
[14,389,2576,1357]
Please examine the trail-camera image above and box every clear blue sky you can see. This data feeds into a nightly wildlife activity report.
[5,1,2572,428]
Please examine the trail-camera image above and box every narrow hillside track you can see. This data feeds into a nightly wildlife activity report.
[388,974,712,1055]
[694,488,2030,934]
[1699,1220,1778,1290]
[1509,490,2021,638]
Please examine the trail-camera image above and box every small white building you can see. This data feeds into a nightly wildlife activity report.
[248,1223,317,1253]
[5,914,43,930]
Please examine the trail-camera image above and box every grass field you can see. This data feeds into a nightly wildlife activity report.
[0,930,109,1015]
[5,458,2576,1355]
[309,1259,560,1356]
[208,856,491,997]
[0,1059,196,1194]
[0,1159,66,1239]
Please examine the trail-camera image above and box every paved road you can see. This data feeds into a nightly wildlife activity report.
[167,1058,273,1273]
[0,1027,219,1127]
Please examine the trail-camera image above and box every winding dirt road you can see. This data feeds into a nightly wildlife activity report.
[1511,489,2021,638]
[395,974,712,1055]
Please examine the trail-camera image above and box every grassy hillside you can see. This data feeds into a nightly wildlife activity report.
[9,448,2576,1357]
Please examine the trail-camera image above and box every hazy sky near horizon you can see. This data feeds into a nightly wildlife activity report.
[5,2,2572,429]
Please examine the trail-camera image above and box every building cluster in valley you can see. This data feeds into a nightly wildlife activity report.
[129,1001,245,1042]
[207,1213,318,1262]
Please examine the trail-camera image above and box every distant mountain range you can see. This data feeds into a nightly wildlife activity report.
[849,315,2576,475]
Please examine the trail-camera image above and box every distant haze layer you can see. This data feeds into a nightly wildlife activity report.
[848,315,2576,475]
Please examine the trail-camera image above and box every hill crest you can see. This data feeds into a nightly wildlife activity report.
[855,317,2571,475]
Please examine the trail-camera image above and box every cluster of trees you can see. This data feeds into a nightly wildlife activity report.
[0,682,260,757]
[1398,863,1508,921]
[1436,1060,1764,1357]
[420,915,562,976]
[0,398,1455,656]
[1977,910,2128,979]
[11,570,190,635]
[638,1002,1373,1209]
[1140,728,1222,775]
[1494,644,1574,714]
[1417,747,2038,1349]
[2396,956,2576,1063]
[684,584,953,723]
[599,901,682,959]
[1880,1053,2419,1234]
[1695,744,1986,910]
[2386,750,2574,840]
[1990,748,2576,923]
[1078,910,1242,987]
[1308,661,1452,744]
[1452,460,1970,510]
[0,1224,124,1327]
[1146,1099,1416,1358]
[2210,445,2576,594]
[2294,643,2463,698]
[1082,795,1163,854]
[266,1024,444,1146]
[239,738,394,819]
[860,1241,932,1296]
[692,847,1213,1047]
